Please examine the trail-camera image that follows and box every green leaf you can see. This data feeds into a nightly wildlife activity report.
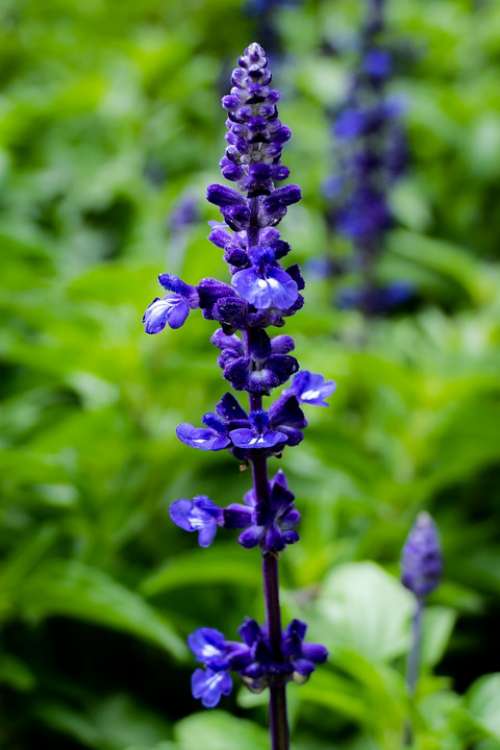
[37,694,172,750]
[142,544,259,596]
[467,674,500,740]
[175,711,268,750]
[0,653,35,691]
[316,562,413,661]
[17,560,186,660]
[421,606,457,667]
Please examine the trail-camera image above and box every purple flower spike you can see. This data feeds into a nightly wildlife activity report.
[401,512,443,598]
[144,43,331,737]
[323,0,410,317]
[287,371,336,407]
[169,497,223,547]
[191,668,233,708]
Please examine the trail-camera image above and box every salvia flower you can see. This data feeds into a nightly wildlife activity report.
[144,44,332,747]
[322,0,411,314]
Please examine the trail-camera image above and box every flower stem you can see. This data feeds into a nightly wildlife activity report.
[250,444,290,750]
[245,200,289,749]
[403,597,424,746]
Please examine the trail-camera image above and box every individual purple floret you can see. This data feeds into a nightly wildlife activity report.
[144,44,333,750]
[401,512,442,599]
[319,0,411,315]
[143,274,199,333]
[169,497,224,548]
[285,371,336,407]
[224,469,300,552]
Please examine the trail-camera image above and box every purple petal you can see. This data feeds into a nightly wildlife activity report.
[215,393,248,424]
[158,274,199,306]
[207,184,245,207]
[232,266,298,310]
[268,394,307,429]
[169,499,195,532]
[176,423,230,451]
[191,668,232,708]
[143,296,190,334]
[229,427,287,450]
[238,525,263,548]
[271,335,295,354]
[238,618,262,646]
[223,504,253,529]
[169,497,222,544]
[198,523,218,548]
[188,627,227,664]
[292,658,316,677]
[302,643,329,664]
[290,371,336,407]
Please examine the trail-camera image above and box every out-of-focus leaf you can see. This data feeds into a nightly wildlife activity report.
[421,606,457,667]
[142,544,260,596]
[37,694,172,750]
[174,711,268,750]
[316,562,413,661]
[467,674,500,740]
[0,653,35,691]
[16,560,186,660]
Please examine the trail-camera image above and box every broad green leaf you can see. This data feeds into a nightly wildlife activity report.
[175,711,268,750]
[467,674,500,740]
[0,653,35,691]
[142,544,260,596]
[37,694,172,750]
[16,560,186,660]
[316,562,413,661]
[421,607,457,668]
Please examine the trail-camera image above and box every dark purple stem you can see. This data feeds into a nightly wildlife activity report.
[250,449,289,750]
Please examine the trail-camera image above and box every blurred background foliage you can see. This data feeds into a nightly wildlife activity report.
[1,0,500,748]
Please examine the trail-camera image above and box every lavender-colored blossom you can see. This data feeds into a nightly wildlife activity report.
[144,44,333,748]
[169,194,199,233]
[401,512,442,599]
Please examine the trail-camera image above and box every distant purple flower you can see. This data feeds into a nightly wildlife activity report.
[401,512,442,598]
[169,194,199,233]
[321,0,410,315]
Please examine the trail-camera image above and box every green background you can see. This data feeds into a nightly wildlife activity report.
[1,0,500,748]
